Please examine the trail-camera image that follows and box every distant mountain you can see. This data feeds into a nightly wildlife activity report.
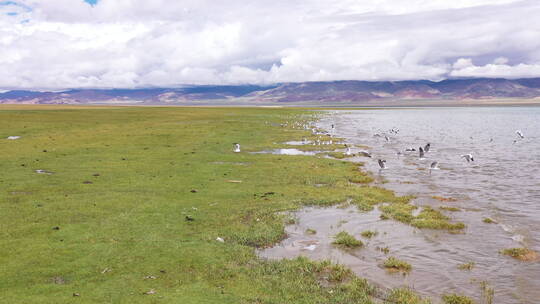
[2,78,540,104]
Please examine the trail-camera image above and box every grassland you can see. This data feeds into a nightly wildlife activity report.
[0,106,435,303]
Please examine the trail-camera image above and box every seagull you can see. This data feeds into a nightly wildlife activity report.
[233,143,241,153]
[419,147,425,159]
[378,159,387,170]
[7,136,21,140]
[516,130,524,139]
[345,145,352,156]
[384,135,390,142]
[429,161,439,174]
[358,151,372,158]
[405,147,416,152]
[424,143,431,153]
[461,154,474,162]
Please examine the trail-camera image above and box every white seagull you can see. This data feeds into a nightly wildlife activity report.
[429,161,439,174]
[233,143,241,153]
[461,154,474,162]
[516,130,524,139]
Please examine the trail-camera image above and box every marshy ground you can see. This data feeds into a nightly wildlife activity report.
[0,105,439,303]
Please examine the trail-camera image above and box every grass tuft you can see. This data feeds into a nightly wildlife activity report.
[360,230,378,238]
[332,231,363,249]
[457,262,475,271]
[500,248,538,261]
[305,228,317,235]
[482,218,496,224]
[387,288,431,304]
[440,206,461,212]
[383,257,412,272]
[442,293,475,304]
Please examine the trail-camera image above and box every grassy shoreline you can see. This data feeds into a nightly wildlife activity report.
[1,106,441,303]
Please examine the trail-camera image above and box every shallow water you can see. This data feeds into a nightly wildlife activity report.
[261,107,540,303]
[250,148,320,156]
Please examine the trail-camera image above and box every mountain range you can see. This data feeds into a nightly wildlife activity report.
[2,78,540,105]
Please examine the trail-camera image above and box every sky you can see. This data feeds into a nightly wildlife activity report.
[1,0,540,89]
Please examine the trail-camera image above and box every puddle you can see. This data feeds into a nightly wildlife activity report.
[259,205,538,303]
[251,149,322,156]
[210,161,250,166]
[35,170,54,175]
[284,140,312,145]
[7,136,21,140]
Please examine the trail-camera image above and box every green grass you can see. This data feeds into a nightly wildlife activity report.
[500,248,538,261]
[410,207,466,230]
[0,105,429,303]
[305,228,317,235]
[440,206,461,212]
[326,151,355,159]
[332,231,364,249]
[383,257,412,272]
[386,288,431,304]
[360,230,378,238]
[457,262,475,271]
[482,217,496,224]
[442,293,475,304]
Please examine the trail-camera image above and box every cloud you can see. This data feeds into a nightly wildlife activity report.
[0,0,539,89]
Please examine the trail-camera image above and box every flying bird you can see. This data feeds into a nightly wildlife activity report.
[405,147,416,152]
[378,159,387,170]
[358,151,372,158]
[419,147,425,159]
[429,161,439,174]
[461,154,474,162]
[516,130,524,139]
[424,143,431,153]
[233,143,241,153]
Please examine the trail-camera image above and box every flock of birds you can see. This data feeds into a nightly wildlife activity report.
[356,126,526,174]
[230,120,527,177]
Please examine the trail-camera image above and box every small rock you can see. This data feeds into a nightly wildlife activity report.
[101,267,111,274]
[93,173,100,177]
[35,169,54,175]
[43,150,47,152]
[185,216,194,221]
[143,289,156,295]
[52,226,60,230]
[216,237,225,243]
[159,270,166,273]
[51,276,66,284]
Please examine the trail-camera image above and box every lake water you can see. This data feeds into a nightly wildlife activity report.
[261,107,540,303]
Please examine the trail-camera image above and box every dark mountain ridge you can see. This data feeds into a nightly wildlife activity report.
[2,78,540,104]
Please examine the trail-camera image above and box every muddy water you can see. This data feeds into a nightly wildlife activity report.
[260,107,540,303]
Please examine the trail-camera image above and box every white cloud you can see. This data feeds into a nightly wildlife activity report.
[0,0,539,89]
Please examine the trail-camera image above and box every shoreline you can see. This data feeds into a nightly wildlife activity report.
[1,97,540,109]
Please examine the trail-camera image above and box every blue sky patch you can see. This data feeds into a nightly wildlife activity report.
[0,1,32,12]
